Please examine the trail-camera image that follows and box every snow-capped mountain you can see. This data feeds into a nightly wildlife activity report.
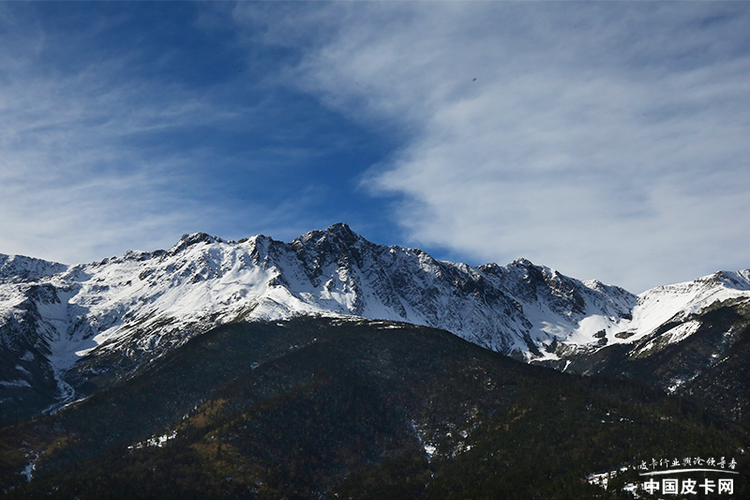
[544,268,750,359]
[1,223,748,422]
[602,269,750,355]
[548,268,750,419]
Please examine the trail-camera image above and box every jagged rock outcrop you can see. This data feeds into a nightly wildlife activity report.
[1,223,748,423]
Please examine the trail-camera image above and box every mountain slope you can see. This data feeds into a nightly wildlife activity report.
[0,224,633,420]
[547,290,750,422]
[1,223,748,424]
[2,317,747,499]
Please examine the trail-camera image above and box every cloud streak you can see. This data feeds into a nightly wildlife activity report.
[0,45,229,261]
[2,3,749,293]
[0,3,359,263]
[261,2,750,292]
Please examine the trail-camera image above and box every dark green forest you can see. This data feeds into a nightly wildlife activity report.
[2,318,748,499]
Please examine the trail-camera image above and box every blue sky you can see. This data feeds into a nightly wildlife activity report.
[1,2,749,293]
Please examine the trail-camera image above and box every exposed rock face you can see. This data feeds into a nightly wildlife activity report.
[1,223,748,422]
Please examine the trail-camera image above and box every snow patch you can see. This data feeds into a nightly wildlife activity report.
[631,321,701,358]
[129,430,178,450]
[0,379,31,388]
[21,451,40,482]
[587,466,638,497]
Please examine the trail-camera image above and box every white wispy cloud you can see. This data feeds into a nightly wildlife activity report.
[0,4,323,264]
[254,2,750,292]
[4,3,749,293]
[0,64,219,261]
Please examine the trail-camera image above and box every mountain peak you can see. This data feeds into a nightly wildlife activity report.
[3,222,750,428]
[512,257,535,267]
[296,222,361,245]
[292,223,367,257]
[324,222,361,246]
[0,253,68,283]
[169,232,223,254]
[707,269,750,291]
[326,221,354,234]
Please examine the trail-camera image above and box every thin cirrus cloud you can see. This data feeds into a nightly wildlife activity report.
[0,3,374,264]
[2,2,749,294]
[2,5,222,261]
[0,54,238,262]
[251,2,750,292]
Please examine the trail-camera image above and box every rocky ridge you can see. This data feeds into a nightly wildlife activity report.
[1,223,748,422]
